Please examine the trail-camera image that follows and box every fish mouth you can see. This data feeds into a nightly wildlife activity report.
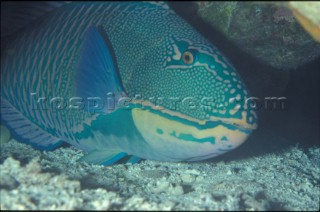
[132,105,256,162]
[212,118,258,131]
[168,110,257,132]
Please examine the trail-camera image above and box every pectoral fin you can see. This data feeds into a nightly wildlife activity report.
[75,26,127,114]
[78,148,127,165]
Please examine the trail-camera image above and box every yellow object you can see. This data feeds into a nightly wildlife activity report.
[289,2,320,43]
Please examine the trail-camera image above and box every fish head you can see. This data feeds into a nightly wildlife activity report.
[160,36,258,131]
[128,10,258,161]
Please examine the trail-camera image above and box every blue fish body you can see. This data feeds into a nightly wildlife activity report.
[1,2,258,164]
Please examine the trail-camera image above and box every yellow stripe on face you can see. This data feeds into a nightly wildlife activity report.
[131,99,207,125]
[131,108,250,160]
[131,99,257,130]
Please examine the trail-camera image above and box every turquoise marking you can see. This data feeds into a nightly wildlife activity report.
[221,136,228,141]
[156,128,164,134]
[169,131,216,144]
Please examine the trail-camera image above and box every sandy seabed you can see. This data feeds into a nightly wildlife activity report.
[0,138,319,210]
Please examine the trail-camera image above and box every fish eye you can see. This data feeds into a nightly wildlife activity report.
[182,51,194,65]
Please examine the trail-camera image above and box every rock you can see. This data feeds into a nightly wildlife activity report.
[196,2,320,70]
[180,173,196,183]
[0,174,19,190]
[0,157,122,210]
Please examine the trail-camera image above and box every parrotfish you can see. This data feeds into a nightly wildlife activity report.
[1,2,258,165]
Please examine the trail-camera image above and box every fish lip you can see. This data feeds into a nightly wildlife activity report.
[228,122,257,131]
[205,114,258,131]
[207,119,258,131]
